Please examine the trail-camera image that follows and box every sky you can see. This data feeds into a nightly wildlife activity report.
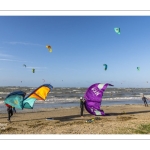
[0,16,150,88]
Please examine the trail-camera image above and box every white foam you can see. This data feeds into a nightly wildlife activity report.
[6,88,19,90]
[44,96,141,103]
[0,101,4,104]
[102,97,141,101]
[0,92,10,94]
[72,90,80,92]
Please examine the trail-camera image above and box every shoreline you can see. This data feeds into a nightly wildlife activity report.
[0,98,147,114]
[1,104,150,134]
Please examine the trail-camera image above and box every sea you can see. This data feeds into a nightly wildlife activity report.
[0,86,150,113]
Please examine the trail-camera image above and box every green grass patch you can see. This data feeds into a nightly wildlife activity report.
[134,124,150,134]
[119,123,150,134]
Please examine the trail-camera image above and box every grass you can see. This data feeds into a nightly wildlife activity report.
[133,124,150,134]
[117,123,150,134]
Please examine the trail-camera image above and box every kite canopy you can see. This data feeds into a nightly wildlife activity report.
[114,28,120,34]
[84,83,113,116]
[137,67,140,71]
[32,68,35,73]
[4,91,26,109]
[46,45,52,52]
[23,64,26,67]
[103,64,107,71]
[4,84,53,109]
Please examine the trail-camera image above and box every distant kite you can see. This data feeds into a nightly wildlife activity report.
[114,28,120,34]
[32,69,35,73]
[46,45,52,52]
[23,64,26,67]
[103,64,107,71]
[137,67,140,71]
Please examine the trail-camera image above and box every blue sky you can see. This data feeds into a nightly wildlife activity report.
[0,16,150,88]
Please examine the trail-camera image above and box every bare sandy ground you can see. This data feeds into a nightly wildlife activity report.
[1,104,150,134]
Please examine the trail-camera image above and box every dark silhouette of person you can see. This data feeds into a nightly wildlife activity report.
[142,94,148,107]
[5,103,13,122]
[80,97,85,117]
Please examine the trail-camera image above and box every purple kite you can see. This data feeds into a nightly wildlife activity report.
[84,83,113,116]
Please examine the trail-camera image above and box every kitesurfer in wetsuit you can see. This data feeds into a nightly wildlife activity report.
[142,94,148,107]
[5,103,13,122]
[80,97,85,117]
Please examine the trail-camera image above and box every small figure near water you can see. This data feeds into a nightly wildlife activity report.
[142,94,148,107]
[80,97,85,117]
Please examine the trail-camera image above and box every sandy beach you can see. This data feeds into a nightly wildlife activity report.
[0,104,150,134]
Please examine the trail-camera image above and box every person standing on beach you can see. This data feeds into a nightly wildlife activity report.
[80,97,85,117]
[142,94,148,107]
[5,103,13,122]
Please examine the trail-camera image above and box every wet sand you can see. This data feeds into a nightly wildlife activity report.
[1,104,150,134]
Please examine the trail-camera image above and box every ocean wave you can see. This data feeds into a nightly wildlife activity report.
[44,96,142,103]
[102,97,141,101]
[72,90,80,92]
[0,92,10,94]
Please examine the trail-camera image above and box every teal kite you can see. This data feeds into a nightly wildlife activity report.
[137,67,140,71]
[114,28,120,34]
[103,64,107,71]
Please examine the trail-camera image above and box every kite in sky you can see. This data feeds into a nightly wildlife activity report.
[23,64,26,67]
[4,84,53,109]
[46,45,52,52]
[103,64,107,71]
[84,83,113,116]
[32,69,35,73]
[137,67,140,71]
[114,28,120,34]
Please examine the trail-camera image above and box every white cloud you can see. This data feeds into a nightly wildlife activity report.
[0,52,30,63]
[5,42,44,47]
[0,58,27,62]
[0,53,14,58]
